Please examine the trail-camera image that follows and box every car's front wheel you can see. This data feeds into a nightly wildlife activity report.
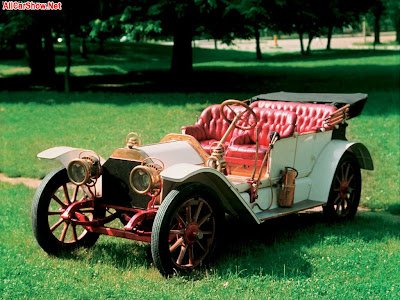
[151,183,222,277]
[323,153,361,220]
[32,167,104,254]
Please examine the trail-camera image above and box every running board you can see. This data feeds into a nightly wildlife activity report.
[256,200,325,221]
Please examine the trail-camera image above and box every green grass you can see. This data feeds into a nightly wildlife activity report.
[0,43,399,298]
[1,182,399,299]
[1,47,399,212]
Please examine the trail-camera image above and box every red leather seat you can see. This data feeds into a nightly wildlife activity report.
[225,108,297,164]
[250,101,336,133]
[181,105,245,154]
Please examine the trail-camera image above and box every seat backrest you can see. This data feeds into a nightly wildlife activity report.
[246,107,297,145]
[250,101,336,133]
[195,104,244,141]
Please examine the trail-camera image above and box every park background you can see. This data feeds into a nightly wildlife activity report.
[0,1,399,299]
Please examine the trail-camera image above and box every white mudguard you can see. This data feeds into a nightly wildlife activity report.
[308,140,373,203]
[37,146,106,166]
[161,163,260,224]
[37,146,105,197]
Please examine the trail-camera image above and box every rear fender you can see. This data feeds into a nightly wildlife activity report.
[161,163,260,224]
[309,141,373,203]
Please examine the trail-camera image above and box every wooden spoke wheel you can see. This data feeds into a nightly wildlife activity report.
[323,153,361,220]
[32,167,104,254]
[151,183,222,277]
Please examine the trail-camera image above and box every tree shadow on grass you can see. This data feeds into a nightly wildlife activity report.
[0,48,398,93]
[54,211,399,279]
[1,48,398,116]
[211,211,400,279]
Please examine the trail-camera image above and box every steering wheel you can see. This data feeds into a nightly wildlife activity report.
[220,100,258,130]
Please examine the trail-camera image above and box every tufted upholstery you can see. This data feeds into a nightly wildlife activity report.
[250,101,336,133]
[182,104,298,162]
[181,105,247,154]
[225,108,297,161]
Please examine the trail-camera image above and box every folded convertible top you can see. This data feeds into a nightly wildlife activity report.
[251,92,368,119]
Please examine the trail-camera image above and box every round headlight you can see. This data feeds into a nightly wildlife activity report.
[67,157,101,186]
[129,165,160,195]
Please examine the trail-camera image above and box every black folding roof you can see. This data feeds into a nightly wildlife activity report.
[251,92,368,118]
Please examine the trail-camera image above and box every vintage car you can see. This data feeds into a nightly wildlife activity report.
[32,92,374,276]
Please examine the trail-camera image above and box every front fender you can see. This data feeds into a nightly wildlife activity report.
[309,140,373,203]
[37,146,106,167]
[37,146,105,197]
[161,163,260,224]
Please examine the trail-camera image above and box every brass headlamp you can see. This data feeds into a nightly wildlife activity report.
[67,155,102,186]
[129,157,164,195]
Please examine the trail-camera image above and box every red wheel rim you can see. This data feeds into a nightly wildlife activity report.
[168,197,215,268]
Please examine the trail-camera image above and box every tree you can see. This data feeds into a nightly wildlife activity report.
[237,0,270,59]
[279,0,321,55]
[122,0,239,73]
[199,0,241,50]
[386,0,400,43]
[319,0,362,51]
[369,0,385,44]
[25,11,58,85]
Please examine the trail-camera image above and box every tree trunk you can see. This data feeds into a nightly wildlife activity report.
[395,15,400,44]
[65,30,71,93]
[214,39,218,50]
[299,32,305,55]
[26,24,43,81]
[99,37,105,53]
[80,37,87,59]
[326,25,333,50]
[374,12,381,45]
[306,33,315,55]
[43,27,55,80]
[26,22,55,85]
[397,27,400,44]
[171,20,193,74]
[255,25,262,60]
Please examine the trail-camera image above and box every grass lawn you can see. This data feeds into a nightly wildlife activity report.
[1,182,399,299]
[0,43,399,298]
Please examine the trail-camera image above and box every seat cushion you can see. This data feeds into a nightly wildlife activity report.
[199,139,231,155]
[226,144,268,161]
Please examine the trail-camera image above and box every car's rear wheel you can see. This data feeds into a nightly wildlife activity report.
[32,167,104,254]
[151,183,222,277]
[323,153,361,220]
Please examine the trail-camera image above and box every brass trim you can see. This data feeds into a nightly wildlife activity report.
[129,165,161,194]
[109,148,147,162]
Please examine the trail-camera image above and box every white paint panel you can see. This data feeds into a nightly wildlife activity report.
[138,141,204,168]
[294,134,314,176]
[294,131,332,178]
[252,186,279,213]
[293,177,312,203]
[269,137,297,180]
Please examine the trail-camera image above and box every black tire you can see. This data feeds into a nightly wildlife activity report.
[323,153,361,220]
[32,167,104,255]
[151,183,223,277]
